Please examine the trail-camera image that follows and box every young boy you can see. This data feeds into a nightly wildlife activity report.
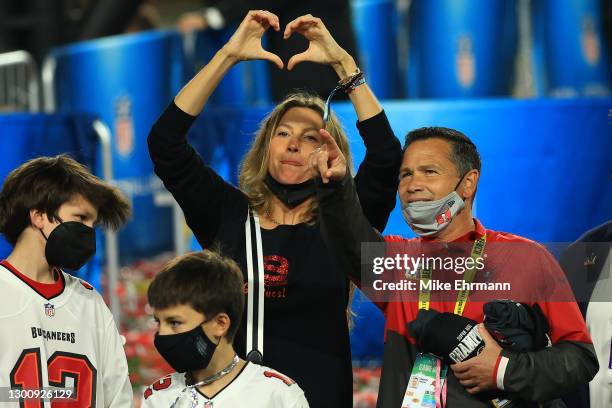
[0,155,133,407]
[143,250,309,407]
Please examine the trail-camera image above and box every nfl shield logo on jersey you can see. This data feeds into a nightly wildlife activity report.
[44,303,55,317]
[204,402,213,408]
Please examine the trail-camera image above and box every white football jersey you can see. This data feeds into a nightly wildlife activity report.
[0,262,133,407]
[142,362,309,408]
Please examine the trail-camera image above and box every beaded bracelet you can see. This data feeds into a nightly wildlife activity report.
[344,73,366,93]
[323,68,366,123]
[338,68,362,88]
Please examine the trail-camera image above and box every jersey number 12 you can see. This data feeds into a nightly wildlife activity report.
[10,347,97,408]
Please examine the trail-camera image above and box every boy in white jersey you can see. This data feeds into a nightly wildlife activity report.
[143,250,309,407]
[0,155,132,407]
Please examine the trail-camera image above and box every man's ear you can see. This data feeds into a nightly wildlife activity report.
[459,169,479,200]
[29,209,46,230]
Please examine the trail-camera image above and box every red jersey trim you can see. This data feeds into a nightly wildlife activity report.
[0,260,65,300]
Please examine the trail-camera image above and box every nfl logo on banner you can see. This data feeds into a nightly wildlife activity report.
[44,303,55,317]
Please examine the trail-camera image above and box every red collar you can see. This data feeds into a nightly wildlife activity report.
[0,259,65,300]
[462,218,486,241]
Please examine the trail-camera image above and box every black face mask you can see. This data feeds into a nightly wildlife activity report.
[264,172,316,209]
[42,221,96,271]
[154,323,218,373]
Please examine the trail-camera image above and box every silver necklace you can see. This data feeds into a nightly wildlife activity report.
[190,354,240,387]
[171,355,240,408]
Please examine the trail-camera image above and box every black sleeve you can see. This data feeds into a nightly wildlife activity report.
[317,172,384,285]
[501,341,599,402]
[147,102,247,247]
[353,110,403,232]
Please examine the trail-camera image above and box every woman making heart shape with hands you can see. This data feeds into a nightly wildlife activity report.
[148,10,401,407]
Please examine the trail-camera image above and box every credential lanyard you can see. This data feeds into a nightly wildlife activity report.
[417,234,487,316]
[410,234,486,408]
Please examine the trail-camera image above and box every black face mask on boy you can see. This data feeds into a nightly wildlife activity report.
[41,221,96,271]
[154,323,219,373]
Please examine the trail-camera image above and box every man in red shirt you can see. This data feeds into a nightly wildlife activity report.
[312,126,598,407]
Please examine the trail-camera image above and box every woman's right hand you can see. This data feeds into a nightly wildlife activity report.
[221,10,284,69]
[309,129,347,183]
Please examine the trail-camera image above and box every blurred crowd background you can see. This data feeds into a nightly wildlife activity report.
[1,1,611,406]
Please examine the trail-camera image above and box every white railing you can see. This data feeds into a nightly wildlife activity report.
[0,50,40,112]
[41,55,56,113]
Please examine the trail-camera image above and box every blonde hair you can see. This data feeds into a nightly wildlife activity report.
[238,91,353,223]
[238,91,356,328]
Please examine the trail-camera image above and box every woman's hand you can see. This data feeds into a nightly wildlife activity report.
[283,15,355,75]
[221,10,284,69]
[309,129,347,183]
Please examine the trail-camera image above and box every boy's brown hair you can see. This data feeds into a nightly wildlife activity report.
[0,154,131,245]
[147,250,245,341]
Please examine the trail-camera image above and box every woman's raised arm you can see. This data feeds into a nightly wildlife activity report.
[283,14,381,121]
[175,10,284,115]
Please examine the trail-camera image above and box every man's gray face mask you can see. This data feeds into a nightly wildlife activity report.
[401,175,466,237]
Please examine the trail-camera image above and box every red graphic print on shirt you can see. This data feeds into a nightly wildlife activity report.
[264,255,288,299]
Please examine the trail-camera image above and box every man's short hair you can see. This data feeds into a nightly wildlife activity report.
[0,154,131,245]
[404,127,482,176]
[147,250,245,341]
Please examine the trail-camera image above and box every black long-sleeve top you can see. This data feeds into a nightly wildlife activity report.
[147,102,402,407]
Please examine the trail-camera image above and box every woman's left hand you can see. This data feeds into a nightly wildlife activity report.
[222,10,284,69]
[283,15,350,71]
[309,129,347,183]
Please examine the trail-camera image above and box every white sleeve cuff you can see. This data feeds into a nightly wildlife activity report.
[496,355,510,390]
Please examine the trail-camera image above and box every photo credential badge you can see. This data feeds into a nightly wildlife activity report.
[401,353,446,408]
